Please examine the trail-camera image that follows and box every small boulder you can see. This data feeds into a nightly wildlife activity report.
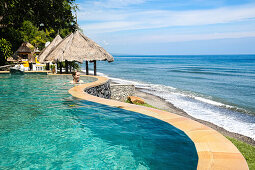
[127,96,145,104]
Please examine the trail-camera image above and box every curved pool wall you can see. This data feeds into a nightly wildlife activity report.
[73,100,198,169]
[0,73,197,169]
[69,75,249,170]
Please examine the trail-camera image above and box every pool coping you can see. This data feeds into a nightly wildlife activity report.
[68,75,248,169]
[0,71,50,74]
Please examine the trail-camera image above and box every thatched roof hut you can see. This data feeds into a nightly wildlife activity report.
[8,52,22,63]
[38,35,62,63]
[16,42,34,54]
[16,42,36,63]
[44,30,114,63]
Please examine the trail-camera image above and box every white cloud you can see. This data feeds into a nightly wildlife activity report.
[87,31,255,46]
[81,21,137,34]
[78,4,255,33]
[78,10,128,21]
[82,0,146,9]
[125,31,255,43]
[76,1,255,49]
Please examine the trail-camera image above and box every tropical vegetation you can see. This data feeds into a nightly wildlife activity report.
[0,0,78,65]
[0,38,12,65]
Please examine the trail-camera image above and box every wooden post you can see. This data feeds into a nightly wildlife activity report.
[69,61,72,73]
[86,61,89,75]
[65,60,68,74]
[56,61,58,73]
[59,62,62,74]
[94,60,96,76]
[46,63,50,70]
[29,63,33,71]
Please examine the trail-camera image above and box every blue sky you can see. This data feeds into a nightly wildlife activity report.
[76,0,255,55]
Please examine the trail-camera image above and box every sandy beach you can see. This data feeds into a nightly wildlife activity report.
[134,88,255,146]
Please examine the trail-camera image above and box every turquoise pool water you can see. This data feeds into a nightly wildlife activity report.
[0,74,198,169]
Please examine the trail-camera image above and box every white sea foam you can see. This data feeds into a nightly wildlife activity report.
[146,89,255,140]
[98,74,255,140]
[81,70,106,77]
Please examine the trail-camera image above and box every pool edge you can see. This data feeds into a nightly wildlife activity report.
[68,75,249,170]
[0,71,50,74]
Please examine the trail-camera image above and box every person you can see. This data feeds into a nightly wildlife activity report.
[71,71,84,84]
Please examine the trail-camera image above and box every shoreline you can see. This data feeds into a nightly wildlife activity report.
[72,75,250,169]
[133,87,255,146]
[109,79,255,146]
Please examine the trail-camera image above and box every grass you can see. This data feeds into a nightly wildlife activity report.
[126,99,255,169]
[126,99,158,109]
[226,136,255,170]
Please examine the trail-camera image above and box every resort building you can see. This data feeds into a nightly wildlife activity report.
[9,42,44,71]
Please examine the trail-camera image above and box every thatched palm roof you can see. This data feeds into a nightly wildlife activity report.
[10,52,22,62]
[38,35,62,63]
[44,30,114,63]
[16,42,35,54]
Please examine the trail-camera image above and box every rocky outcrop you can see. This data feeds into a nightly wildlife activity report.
[127,96,145,104]
[85,80,111,99]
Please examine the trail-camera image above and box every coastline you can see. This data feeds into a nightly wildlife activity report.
[71,75,250,169]
[134,87,255,146]
[92,73,255,146]
[131,86,255,146]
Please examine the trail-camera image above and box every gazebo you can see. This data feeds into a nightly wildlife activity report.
[44,30,114,75]
[38,34,63,63]
[14,42,36,70]
[16,42,35,63]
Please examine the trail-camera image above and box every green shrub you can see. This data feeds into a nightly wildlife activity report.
[50,64,56,70]
[0,38,12,66]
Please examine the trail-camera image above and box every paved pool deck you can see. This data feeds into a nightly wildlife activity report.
[68,75,249,170]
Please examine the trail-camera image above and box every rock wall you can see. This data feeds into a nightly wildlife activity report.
[110,84,135,102]
[84,81,111,99]
[84,81,135,101]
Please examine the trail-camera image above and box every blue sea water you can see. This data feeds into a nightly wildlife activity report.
[87,55,255,140]
[0,74,198,169]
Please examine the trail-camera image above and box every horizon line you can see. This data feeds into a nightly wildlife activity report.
[110,53,255,56]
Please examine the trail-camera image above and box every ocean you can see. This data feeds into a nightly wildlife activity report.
[82,55,255,140]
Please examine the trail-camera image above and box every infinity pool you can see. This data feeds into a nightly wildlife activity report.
[0,74,198,169]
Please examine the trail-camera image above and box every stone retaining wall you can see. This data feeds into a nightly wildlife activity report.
[84,80,111,99]
[110,84,135,101]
